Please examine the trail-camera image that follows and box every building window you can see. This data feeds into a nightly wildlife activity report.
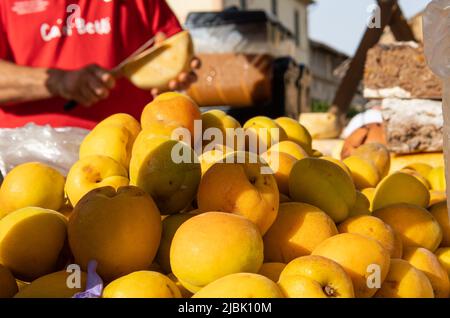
[271,0,278,16]
[240,0,247,10]
[294,10,300,47]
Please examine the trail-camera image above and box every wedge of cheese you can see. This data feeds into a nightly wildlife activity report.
[123,31,194,90]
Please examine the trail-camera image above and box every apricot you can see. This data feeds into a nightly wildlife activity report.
[264,203,338,263]
[374,259,434,298]
[140,92,201,146]
[312,233,391,298]
[352,143,391,178]
[14,270,87,298]
[261,150,298,196]
[0,207,67,281]
[338,215,399,258]
[201,110,242,150]
[103,271,181,298]
[79,125,136,170]
[429,201,450,247]
[274,117,312,154]
[269,140,309,160]
[343,155,380,190]
[95,113,141,139]
[289,158,356,223]
[243,116,287,154]
[202,110,241,132]
[321,157,352,177]
[79,114,141,170]
[198,145,234,176]
[193,273,284,298]
[68,186,162,282]
[279,255,355,298]
[400,168,431,189]
[373,204,442,252]
[130,133,201,215]
[197,152,279,235]
[403,247,450,298]
[65,155,129,207]
[0,163,65,217]
[372,172,430,210]
[170,212,264,292]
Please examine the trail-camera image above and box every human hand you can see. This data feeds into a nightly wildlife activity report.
[150,57,201,98]
[51,64,116,107]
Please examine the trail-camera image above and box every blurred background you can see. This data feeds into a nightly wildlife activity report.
[165,0,438,157]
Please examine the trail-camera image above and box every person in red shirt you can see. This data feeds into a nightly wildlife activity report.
[0,0,199,129]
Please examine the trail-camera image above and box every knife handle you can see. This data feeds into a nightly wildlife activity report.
[64,100,78,111]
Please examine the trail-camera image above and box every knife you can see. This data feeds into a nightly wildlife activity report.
[64,33,166,111]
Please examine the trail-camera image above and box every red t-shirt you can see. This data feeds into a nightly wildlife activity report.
[0,0,182,129]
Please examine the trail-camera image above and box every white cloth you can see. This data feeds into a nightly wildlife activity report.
[341,109,383,139]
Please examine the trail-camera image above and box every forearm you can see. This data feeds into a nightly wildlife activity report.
[0,60,62,104]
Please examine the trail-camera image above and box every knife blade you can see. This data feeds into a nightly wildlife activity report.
[64,33,166,111]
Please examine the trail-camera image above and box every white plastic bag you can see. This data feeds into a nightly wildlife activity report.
[423,0,450,79]
[423,0,450,215]
[0,124,89,177]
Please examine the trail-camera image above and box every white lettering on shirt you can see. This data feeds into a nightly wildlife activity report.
[40,17,111,42]
[40,4,112,42]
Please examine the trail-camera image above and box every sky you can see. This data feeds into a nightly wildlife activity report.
[309,0,432,56]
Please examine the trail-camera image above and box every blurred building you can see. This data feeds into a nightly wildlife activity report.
[309,41,348,108]
[309,41,365,111]
[167,0,313,65]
